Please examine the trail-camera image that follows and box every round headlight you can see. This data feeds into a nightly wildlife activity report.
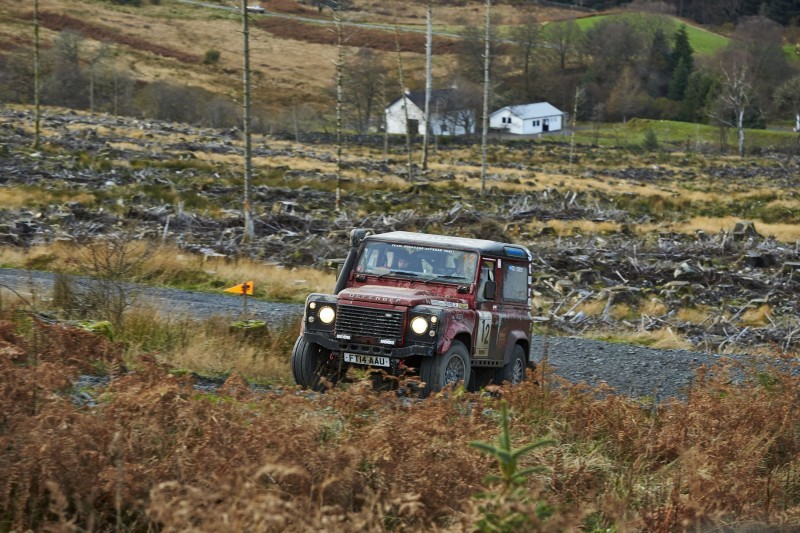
[410,316,429,335]
[318,306,336,324]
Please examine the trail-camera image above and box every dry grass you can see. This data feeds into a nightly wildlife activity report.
[120,306,299,383]
[640,298,668,317]
[740,304,772,327]
[575,298,606,317]
[0,188,96,209]
[676,306,716,324]
[3,307,800,531]
[528,219,622,237]
[145,246,335,300]
[0,242,336,302]
[633,327,693,349]
[665,216,800,242]
[592,326,693,350]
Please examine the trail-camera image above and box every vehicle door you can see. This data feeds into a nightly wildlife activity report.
[494,259,531,362]
[473,258,500,362]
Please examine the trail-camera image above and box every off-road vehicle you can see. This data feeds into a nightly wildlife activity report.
[291,230,535,394]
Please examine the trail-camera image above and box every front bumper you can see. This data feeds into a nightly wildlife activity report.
[304,331,436,360]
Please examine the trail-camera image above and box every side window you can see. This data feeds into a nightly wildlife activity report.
[503,262,528,302]
[478,259,495,301]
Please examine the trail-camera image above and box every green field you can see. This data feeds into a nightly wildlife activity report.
[556,13,731,56]
[567,118,800,151]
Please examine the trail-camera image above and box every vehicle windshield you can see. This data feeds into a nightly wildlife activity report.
[355,241,479,284]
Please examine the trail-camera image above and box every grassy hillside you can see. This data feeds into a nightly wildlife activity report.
[575,117,799,150]
[570,12,730,55]
[0,0,745,119]
[0,0,578,113]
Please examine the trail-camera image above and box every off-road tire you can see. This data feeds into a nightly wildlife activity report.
[496,344,527,385]
[291,336,337,391]
[420,340,470,397]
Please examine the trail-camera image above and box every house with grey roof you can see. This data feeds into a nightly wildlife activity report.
[489,102,564,135]
[385,88,476,136]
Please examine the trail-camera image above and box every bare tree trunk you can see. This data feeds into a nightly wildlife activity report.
[421,0,432,171]
[480,0,491,196]
[33,0,41,150]
[241,0,255,242]
[381,74,389,162]
[335,11,344,211]
[737,109,745,157]
[292,98,299,143]
[88,45,106,114]
[433,98,439,154]
[395,27,413,181]
[716,62,751,159]
[113,55,119,115]
[89,70,95,113]
[569,86,582,170]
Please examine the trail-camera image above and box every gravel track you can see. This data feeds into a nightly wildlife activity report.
[1,267,732,400]
[0,268,303,325]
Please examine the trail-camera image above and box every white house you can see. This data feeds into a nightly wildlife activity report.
[385,88,476,136]
[489,102,564,135]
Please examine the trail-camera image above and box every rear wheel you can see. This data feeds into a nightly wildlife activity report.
[420,340,470,397]
[291,337,338,391]
[497,344,527,385]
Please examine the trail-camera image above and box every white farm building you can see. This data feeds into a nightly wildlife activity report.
[489,102,564,135]
[385,88,476,136]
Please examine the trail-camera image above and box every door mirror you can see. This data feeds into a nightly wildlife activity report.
[483,280,496,300]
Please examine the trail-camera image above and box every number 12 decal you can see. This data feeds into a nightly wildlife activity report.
[475,311,493,357]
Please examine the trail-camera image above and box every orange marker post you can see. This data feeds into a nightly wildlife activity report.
[225,281,254,318]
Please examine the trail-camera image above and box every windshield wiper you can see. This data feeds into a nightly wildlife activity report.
[422,274,464,284]
[371,270,420,280]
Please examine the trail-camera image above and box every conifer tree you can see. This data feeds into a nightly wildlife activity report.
[668,25,693,101]
[646,28,672,97]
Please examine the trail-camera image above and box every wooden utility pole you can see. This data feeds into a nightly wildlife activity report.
[334,9,344,211]
[395,26,413,181]
[241,0,255,242]
[480,0,491,195]
[380,73,389,162]
[33,0,41,150]
[421,0,432,171]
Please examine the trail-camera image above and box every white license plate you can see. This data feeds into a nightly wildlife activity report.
[343,353,390,367]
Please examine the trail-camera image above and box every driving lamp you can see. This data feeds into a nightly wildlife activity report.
[410,316,429,335]
[318,306,336,324]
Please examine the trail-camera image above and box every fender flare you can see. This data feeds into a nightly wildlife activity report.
[437,311,477,355]
[503,330,530,365]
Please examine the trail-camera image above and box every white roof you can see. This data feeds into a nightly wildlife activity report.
[492,102,563,119]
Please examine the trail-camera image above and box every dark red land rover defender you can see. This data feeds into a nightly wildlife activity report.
[291,229,535,394]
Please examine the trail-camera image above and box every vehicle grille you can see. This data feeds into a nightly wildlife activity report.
[336,305,404,341]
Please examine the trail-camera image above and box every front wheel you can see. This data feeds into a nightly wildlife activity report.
[496,344,528,385]
[291,337,338,391]
[420,340,470,397]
